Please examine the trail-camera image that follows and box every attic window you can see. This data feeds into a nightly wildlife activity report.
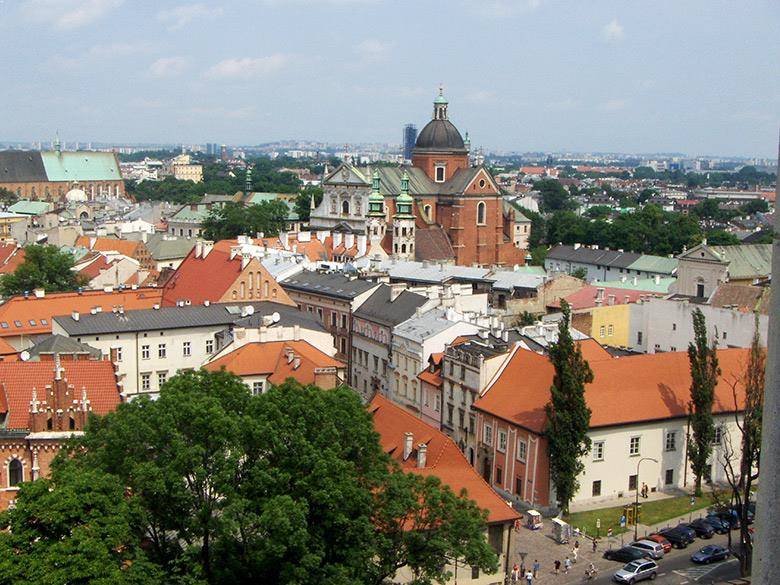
[0,322,7,328]
[40,319,48,325]
[13,321,22,328]
[479,179,486,188]
[29,320,36,326]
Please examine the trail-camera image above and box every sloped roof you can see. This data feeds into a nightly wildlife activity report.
[369,394,519,524]
[26,334,101,360]
[414,225,456,262]
[0,288,163,338]
[0,151,48,183]
[710,283,771,314]
[0,360,120,430]
[143,235,195,261]
[627,255,678,275]
[597,276,676,293]
[39,151,121,182]
[547,245,641,268]
[0,243,24,274]
[710,244,772,280]
[550,285,664,310]
[354,285,428,327]
[474,346,749,433]
[7,200,51,215]
[161,240,240,306]
[281,270,377,300]
[75,236,142,258]
[204,340,344,385]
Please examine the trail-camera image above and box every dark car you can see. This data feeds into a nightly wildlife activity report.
[657,527,695,549]
[730,507,755,525]
[703,514,730,534]
[686,519,716,539]
[604,546,650,563]
[709,510,741,530]
[691,544,730,564]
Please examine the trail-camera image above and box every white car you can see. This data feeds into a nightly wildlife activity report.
[629,539,665,559]
[613,559,659,583]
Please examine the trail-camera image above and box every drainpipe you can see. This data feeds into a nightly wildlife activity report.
[753,132,780,585]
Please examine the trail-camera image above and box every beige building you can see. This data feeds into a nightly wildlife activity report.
[162,155,203,183]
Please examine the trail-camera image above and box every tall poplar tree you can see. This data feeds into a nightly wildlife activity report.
[687,308,720,496]
[545,300,594,514]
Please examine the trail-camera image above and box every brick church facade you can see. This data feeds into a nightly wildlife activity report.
[0,357,121,509]
[309,90,527,267]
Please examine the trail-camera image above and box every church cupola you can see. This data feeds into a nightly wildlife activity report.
[392,171,415,260]
[367,171,385,217]
[433,86,448,120]
[411,87,470,181]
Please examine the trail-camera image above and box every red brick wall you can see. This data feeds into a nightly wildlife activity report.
[0,439,66,510]
[411,153,470,182]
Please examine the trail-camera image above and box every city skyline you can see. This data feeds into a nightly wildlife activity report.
[1,0,778,157]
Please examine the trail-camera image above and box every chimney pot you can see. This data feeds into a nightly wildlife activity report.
[403,432,413,460]
[417,443,427,468]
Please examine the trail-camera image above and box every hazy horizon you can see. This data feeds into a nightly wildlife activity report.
[2,0,778,158]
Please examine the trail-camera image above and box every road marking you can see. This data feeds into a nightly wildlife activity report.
[673,558,737,582]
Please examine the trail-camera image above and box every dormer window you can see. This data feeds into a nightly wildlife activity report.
[435,165,445,183]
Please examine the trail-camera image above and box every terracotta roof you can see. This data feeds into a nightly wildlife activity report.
[75,236,141,258]
[0,243,24,274]
[0,288,163,338]
[0,360,121,430]
[414,225,455,262]
[161,240,242,306]
[710,283,771,314]
[0,337,17,356]
[417,368,443,387]
[78,255,117,280]
[577,339,614,363]
[369,394,519,524]
[550,285,663,310]
[474,346,750,433]
[204,340,344,386]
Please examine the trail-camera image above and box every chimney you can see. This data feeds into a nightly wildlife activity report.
[280,231,289,249]
[292,357,301,370]
[195,240,203,258]
[573,243,581,250]
[293,324,300,341]
[241,253,251,270]
[344,233,355,249]
[596,287,605,302]
[403,432,413,460]
[72,310,80,321]
[654,274,661,285]
[390,283,405,301]
[33,288,45,298]
[202,241,214,258]
[608,294,616,306]
[357,234,367,257]
[632,276,638,286]
[417,443,427,468]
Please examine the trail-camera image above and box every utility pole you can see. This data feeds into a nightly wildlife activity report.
[753,131,780,585]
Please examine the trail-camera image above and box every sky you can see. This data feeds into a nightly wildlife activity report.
[1,0,778,157]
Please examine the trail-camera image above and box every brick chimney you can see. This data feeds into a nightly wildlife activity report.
[403,432,413,460]
[417,443,427,468]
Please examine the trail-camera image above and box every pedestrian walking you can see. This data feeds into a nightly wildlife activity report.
[563,556,571,574]
[532,559,540,578]
[554,560,561,574]
[511,563,519,583]
[524,569,533,585]
[641,482,648,498]
[573,540,579,563]
[592,538,598,553]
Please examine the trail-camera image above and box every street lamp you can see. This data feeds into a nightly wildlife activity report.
[634,457,658,541]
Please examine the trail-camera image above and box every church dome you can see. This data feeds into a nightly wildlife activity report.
[413,88,467,153]
[65,187,87,202]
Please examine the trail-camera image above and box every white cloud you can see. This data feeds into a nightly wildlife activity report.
[353,40,392,64]
[149,57,190,78]
[601,99,627,112]
[602,18,625,42]
[21,0,123,29]
[204,55,291,79]
[157,3,223,31]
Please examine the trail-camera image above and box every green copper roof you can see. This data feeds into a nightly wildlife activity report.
[598,276,676,293]
[39,151,121,182]
[626,255,678,275]
[7,200,50,215]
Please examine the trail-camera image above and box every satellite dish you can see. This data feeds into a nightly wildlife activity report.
[272,312,280,323]
[244,305,255,316]
[19,351,30,362]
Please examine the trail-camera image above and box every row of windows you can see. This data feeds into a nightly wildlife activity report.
[591,468,681,497]
[592,427,724,462]
[137,339,210,361]
[0,318,48,329]
[140,371,169,391]
[483,425,528,463]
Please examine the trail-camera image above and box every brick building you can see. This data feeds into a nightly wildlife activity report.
[0,148,124,202]
[0,358,121,509]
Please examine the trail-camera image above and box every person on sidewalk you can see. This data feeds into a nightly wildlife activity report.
[524,569,533,585]
[592,538,598,553]
[573,540,579,563]
[532,559,540,578]
[511,563,519,583]
[563,556,571,574]
[641,483,648,498]
[554,560,561,574]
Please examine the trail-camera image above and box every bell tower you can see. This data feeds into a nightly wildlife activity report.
[392,172,415,260]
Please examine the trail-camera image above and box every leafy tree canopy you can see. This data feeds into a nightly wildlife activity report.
[294,186,323,223]
[0,244,87,297]
[0,372,497,585]
[202,201,291,240]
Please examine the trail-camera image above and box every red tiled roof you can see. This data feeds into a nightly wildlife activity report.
[161,240,242,306]
[204,340,344,385]
[78,255,117,280]
[577,339,614,363]
[550,285,662,310]
[0,243,24,275]
[75,236,141,258]
[0,337,18,356]
[369,394,519,524]
[0,288,163,338]
[474,346,749,433]
[0,360,121,430]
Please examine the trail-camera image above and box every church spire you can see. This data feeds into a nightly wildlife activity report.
[433,85,448,121]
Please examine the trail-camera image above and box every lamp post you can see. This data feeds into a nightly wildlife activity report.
[634,457,658,541]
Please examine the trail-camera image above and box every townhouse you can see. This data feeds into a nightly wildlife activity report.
[473,345,749,511]
[545,244,678,283]
[350,284,430,400]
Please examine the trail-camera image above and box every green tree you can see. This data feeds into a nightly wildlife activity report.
[202,201,290,240]
[571,267,588,280]
[545,301,593,513]
[0,187,18,207]
[740,199,769,215]
[0,464,167,585]
[0,244,86,297]
[294,186,323,222]
[585,205,612,220]
[535,179,575,212]
[528,245,548,266]
[687,309,720,496]
[705,230,740,246]
[37,371,496,585]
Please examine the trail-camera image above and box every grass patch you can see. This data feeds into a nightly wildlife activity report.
[564,493,717,538]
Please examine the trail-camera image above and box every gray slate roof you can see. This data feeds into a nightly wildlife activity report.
[54,301,315,336]
[280,271,378,300]
[353,285,428,327]
[546,245,642,268]
[143,234,196,261]
[26,334,102,360]
[0,151,48,183]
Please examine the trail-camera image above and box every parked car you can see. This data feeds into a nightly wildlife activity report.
[657,527,695,549]
[686,519,716,539]
[691,544,731,564]
[629,539,665,560]
[604,546,650,563]
[673,523,697,541]
[708,509,741,530]
[730,506,755,525]
[613,559,659,584]
[644,533,672,553]
[703,514,730,534]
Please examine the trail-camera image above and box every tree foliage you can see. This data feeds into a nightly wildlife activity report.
[202,201,290,240]
[545,301,594,513]
[687,309,720,496]
[294,186,323,223]
[535,179,576,212]
[0,372,497,585]
[0,244,87,297]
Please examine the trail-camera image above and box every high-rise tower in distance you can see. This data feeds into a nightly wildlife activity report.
[402,124,417,161]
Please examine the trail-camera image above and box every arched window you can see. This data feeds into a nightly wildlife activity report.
[424,205,432,220]
[401,244,407,254]
[477,201,486,225]
[46,417,52,430]
[341,200,350,215]
[8,459,22,487]
[69,416,76,430]
[263,281,270,297]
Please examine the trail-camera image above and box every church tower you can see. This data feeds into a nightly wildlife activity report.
[392,171,415,260]
[366,171,388,259]
[411,87,470,182]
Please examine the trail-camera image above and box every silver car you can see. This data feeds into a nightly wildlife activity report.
[629,539,665,559]
[613,559,659,583]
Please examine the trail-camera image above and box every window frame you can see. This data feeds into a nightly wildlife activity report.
[593,440,605,461]
[629,435,641,456]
